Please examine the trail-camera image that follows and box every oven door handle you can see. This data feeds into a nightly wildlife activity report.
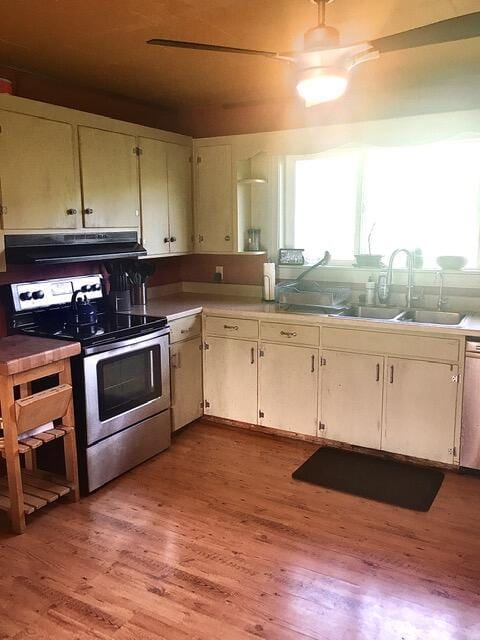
[83,327,170,355]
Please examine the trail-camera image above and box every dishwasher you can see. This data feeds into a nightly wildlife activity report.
[461,339,480,473]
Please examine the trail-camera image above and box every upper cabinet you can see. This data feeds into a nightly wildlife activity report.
[194,144,233,252]
[0,111,80,230]
[167,143,192,254]
[78,126,140,228]
[139,138,192,256]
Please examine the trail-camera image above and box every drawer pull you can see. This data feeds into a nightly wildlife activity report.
[389,365,394,384]
[376,363,380,382]
[224,324,239,330]
[180,328,191,334]
[84,207,94,215]
[280,330,297,338]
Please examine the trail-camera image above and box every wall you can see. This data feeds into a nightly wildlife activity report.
[0,64,184,134]
[147,253,265,288]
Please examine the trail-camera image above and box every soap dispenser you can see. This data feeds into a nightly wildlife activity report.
[365,276,376,306]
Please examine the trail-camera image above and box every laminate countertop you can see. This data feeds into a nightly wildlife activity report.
[132,293,480,339]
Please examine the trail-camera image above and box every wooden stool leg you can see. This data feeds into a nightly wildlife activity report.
[20,383,37,473]
[58,363,80,501]
[0,375,26,534]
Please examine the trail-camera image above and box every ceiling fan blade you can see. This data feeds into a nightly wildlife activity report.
[147,38,279,59]
[371,11,480,54]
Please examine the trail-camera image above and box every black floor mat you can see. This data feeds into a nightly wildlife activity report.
[292,446,444,511]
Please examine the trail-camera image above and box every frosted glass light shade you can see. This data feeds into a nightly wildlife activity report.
[296,67,349,106]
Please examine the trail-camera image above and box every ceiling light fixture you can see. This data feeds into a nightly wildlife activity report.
[295,0,379,107]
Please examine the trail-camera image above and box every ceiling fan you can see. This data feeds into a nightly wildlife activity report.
[147,0,480,107]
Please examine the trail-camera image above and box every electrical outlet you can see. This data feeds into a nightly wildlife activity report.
[215,266,224,282]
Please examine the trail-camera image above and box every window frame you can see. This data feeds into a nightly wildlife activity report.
[284,141,480,269]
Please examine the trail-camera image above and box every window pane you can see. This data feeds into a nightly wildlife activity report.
[362,141,480,268]
[293,152,359,263]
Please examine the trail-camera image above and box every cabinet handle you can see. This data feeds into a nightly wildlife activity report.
[280,330,297,338]
[389,365,394,384]
[180,328,190,334]
[251,347,255,364]
[66,208,77,216]
[170,236,176,242]
[164,237,170,243]
[376,363,380,382]
[224,324,239,330]
[0,205,7,215]
[225,235,231,242]
[311,355,315,373]
[84,208,94,215]
[198,234,204,242]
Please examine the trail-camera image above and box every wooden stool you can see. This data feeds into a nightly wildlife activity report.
[0,335,81,534]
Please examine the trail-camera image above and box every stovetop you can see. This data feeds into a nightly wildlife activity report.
[18,310,168,347]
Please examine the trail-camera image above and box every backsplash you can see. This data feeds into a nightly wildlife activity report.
[146,253,266,287]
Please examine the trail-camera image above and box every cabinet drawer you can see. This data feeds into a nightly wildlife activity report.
[170,314,201,343]
[322,327,459,362]
[260,322,319,346]
[205,316,258,339]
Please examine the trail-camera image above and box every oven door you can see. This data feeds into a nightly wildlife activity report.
[83,329,170,445]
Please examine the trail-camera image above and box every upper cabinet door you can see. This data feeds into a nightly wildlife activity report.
[168,143,192,254]
[195,144,233,252]
[79,126,139,228]
[138,137,170,255]
[0,111,80,230]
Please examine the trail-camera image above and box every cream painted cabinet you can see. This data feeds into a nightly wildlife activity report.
[170,337,203,431]
[79,126,139,228]
[139,138,192,256]
[195,144,233,252]
[203,336,257,423]
[258,343,318,436]
[167,143,192,253]
[0,110,80,229]
[320,350,383,449]
[139,137,169,255]
[383,357,458,463]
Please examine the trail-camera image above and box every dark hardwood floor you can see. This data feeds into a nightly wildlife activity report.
[1,420,480,639]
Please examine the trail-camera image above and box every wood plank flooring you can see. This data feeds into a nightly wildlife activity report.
[1,420,480,640]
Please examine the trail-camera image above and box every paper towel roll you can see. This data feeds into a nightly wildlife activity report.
[263,263,276,301]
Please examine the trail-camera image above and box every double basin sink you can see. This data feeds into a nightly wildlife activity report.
[336,306,465,326]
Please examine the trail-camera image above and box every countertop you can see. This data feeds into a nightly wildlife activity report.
[0,335,81,376]
[132,293,480,339]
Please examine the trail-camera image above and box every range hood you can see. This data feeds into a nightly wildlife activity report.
[5,232,147,264]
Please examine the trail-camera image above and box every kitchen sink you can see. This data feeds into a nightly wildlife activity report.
[402,309,465,325]
[339,306,406,320]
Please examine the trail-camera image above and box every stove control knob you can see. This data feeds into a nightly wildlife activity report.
[81,285,92,292]
[32,290,45,300]
[91,283,101,291]
[19,291,33,301]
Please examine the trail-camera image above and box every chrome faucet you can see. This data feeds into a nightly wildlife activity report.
[436,271,447,310]
[377,249,416,308]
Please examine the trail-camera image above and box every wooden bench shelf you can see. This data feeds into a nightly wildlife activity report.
[0,425,74,457]
[0,470,74,515]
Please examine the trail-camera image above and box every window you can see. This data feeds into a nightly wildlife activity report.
[285,140,480,268]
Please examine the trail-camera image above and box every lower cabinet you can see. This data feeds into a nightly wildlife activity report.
[383,357,458,464]
[258,343,318,435]
[203,337,258,424]
[170,337,203,431]
[320,350,383,449]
